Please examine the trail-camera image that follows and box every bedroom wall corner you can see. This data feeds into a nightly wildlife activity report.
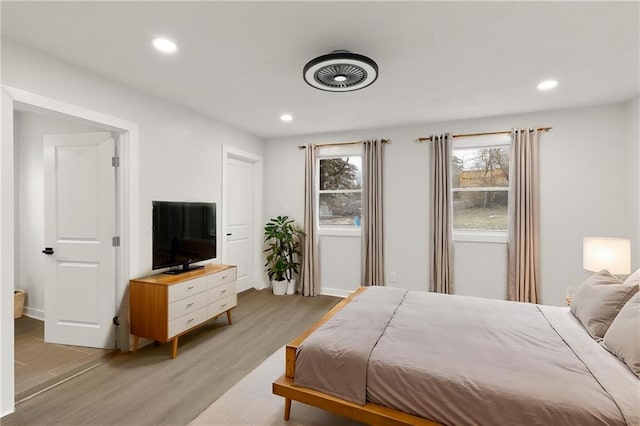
[1,39,265,281]
[263,127,431,295]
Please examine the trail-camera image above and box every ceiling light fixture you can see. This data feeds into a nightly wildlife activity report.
[303,50,378,92]
[152,37,177,54]
[537,79,558,91]
[280,113,293,122]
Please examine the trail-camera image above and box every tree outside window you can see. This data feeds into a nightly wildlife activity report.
[318,156,362,226]
[452,145,509,231]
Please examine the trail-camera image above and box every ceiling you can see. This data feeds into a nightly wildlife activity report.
[2,1,638,139]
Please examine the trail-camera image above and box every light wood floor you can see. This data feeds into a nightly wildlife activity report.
[2,288,341,426]
[191,343,363,425]
[14,316,112,400]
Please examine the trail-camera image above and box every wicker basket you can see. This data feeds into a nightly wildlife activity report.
[14,290,25,319]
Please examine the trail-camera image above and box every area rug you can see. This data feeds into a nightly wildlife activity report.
[190,346,361,426]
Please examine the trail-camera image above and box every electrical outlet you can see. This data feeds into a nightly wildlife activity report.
[389,272,397,283]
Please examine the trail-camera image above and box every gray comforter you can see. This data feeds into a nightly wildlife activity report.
[294,287,640,426]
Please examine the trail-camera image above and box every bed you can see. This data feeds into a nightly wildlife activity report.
[272,285,640,425]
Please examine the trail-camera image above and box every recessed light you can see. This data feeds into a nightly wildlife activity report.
[280,114,293,122]
[152,38,177,54]
[537,80,558,91]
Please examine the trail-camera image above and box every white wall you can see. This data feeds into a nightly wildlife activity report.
[14,110,105,318]
[453,242,508,300]
[1,39,264,416]
[627,97,640,264]
[320,235,361,297]
[264,102,638,306]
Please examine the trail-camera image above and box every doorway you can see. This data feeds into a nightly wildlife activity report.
[12,111,117,401]
[1,85,139,415]
[222,146,264,292]
[15,112,118,347]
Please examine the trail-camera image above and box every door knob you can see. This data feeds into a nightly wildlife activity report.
[42,247,54,255]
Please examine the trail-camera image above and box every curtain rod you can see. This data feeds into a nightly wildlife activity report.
[416,127,552,142]
[297,139,391,149]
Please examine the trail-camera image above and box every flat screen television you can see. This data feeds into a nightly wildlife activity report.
[152,201,216,274]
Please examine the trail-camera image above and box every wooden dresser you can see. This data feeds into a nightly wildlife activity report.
[129,264,237,358]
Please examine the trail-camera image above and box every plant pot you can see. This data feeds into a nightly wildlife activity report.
[272,280,287,296]
[14,290,25,319]
[286,279,296,295]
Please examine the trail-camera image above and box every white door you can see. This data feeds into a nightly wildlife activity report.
[43,132,116,349]
[226,157,254,292]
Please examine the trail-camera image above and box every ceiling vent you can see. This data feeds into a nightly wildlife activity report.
[303,50,379,92]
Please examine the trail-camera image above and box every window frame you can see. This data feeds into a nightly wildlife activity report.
[451,134,511,243]
[316,145,362,237]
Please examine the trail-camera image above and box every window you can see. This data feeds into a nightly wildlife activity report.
[452,135,510,237]
[317,148,362,230]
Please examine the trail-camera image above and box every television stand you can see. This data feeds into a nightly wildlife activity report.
[129,264,237,359]
[163,263,205,275]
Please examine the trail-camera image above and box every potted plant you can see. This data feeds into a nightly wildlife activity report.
[264,216,304,295]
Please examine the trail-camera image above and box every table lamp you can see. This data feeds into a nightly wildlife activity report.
[564,237,633,306]
[583,236,631,275]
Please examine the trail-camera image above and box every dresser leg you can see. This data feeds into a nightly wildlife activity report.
[132,335,139,352]
[171,337,179,359]
[226,309,233,325]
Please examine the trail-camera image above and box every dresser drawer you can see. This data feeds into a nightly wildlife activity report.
[209,268,237,289]
[207,281,235,304]
[168,276,208,302]
[208,294,237,318]
[168,291,208,321]
[168,307,208,338]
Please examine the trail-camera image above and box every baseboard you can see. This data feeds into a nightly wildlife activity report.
[1,407,15,419]
[23,307,44,321]
[319,287,353,298]
[253,280,268,291]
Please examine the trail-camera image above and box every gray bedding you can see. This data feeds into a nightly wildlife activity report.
[294,287,640,426]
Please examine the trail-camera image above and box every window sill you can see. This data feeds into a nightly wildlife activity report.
[319,227,362,237]
[453,230,507,243]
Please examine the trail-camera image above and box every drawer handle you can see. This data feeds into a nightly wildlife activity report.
[221,303,228,307]
[221,275,227,279]
[186,302,194,307]
[220,289,227,294]
[187,318,194,323]
[187,285,194,290]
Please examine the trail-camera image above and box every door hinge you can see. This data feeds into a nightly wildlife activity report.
[112,316,120,326]
[112,156,120,168]
[112,236,120,247]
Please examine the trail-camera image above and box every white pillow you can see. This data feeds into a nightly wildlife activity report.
[570,269,639,339]
[624,268,640,287]
[603,292,640,377]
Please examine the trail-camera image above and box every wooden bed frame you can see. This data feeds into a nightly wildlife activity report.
[272,287,441,426]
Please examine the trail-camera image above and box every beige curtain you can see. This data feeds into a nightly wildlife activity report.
[508,129,540,303]
[300,144,320,296]
[430,133,453,294]
[361,139,385,286]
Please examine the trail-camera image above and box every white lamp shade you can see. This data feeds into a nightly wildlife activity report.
[583,237,631,274]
